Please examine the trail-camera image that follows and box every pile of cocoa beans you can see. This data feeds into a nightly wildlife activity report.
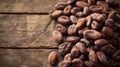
[48,0,120,67]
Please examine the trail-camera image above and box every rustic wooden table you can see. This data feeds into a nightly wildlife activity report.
[0,0,120,67]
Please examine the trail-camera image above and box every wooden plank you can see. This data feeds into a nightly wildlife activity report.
[0,49,57,67]
[0,14,57,47]
[0,0,66,13]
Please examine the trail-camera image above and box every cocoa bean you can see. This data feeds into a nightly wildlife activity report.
[76,1,88,8]
[63,5,72,15]
[70,46,80,58]
[70,15,78,24]
[66,36,80,44]
[76,18,86,29]
[55,23,67,34]
[48,51,58,64]
[58,16,70,25]
[68,24,77,35]
[94,39,109,47]
[76,42,87,54]
[72,58,84,67]
[58,60,72,67]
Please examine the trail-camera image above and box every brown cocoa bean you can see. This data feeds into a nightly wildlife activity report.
[83,7,90,16]
[58,60,72,67]
[91,21,100,30]
[55,3,67,10]
[64,53,72,61]
[89,5,103,13]
[58,16,70,25]
[78,27,89,37]
[96,51,108,64]
[108,11,117,20]
[71,7,82,14]
[86,15,92,27]
[76,1,88,8]
[67,0,76,5]
[59,42,73,56]
[87,0,95,6]
[94,39,109,47]
[105,19,114,27]
[113,50,120,60]
[83,30,103,40]
[91,13,106,22]
[50,10,63,18]
[70,15,78,24]
[102,26,114,37]
[70,46,80,58]
[66,36,80,44]
[101,44,116,55]
[80,38,90,47]
[79,55,85,60]
[84,60,93,67]
[89,50,98,65]
[75,11,84,17]
[55,24,67,34]
[76,18,86,29]
[96,1,109,7]
[76,42,87,54]
[63,5,72,15]
[52,30,63,44]
[48,51,58,64]
[68,24,77,35]
[72,58,84,67]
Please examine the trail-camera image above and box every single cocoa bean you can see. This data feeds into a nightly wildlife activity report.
[50,10,63,18]
[83,7,90,16]
[76,1,88,8]
[55,23,67,34]
[59,42,73,56]
[89,50,98,65]
[70,15,78,24]
[76,42,87,54]
[66,36,80,44]
[102,26,114,37]
[70,46,80,58]
[96,1,109,8]
[58,16,70,25]
[52,30,63,44]
[83,30,103,40]
[78,27,89,37]
[48,51,58,64]
[84,60,93,67]
[96,51,108,64]
[76,18,86,29]
[94,39,109,47]
[63,5,72,15]
[87,0,95,6]
[72,58,84,67]
[64,53,72,61]
[55,3,67,10]
[89,5,103,13]
[58,60,72,67]
[91,21,100,30]
[68,24,77,35]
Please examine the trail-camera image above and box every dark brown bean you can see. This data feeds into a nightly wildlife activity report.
[55,3,67,10]
[72,58,84,67]
[70,46,80,58]
[76,42,87,54]
[91,21,100,30]
[95,39,109,47]
[58,16,70,25]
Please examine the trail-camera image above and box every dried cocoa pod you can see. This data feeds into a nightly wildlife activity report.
[68,24,77,35]
[85,61,94,67]
[94,39,109,47]
[58,60,72,67]
[102,26,114,37]
[76,18,86,29]
[52,30,63,44]
[64,53,72,61]
[66,36,80,44]
[55,24,67,34]
[50,10,63,18]
[83,30,103,40]
[70,15,78,24]
[89,5,103,13]
[59,42,73,56]
[113,50,120,60]
[58,16,70,25]
[55,3,67,10]
[72,58,84,67]
[87,0,95,6]
[78,27,89,37]
[80,38,90,47]
[70,46,80,58]
[71,7,82,14]
[91,21,100,30]
[96,1,109,8]
[76,1,88,8]
[101,44,116,55]
[96,51,108,64]
[48,51,58,64]
[83,7,90,16]
[76,42,87,54]
[63,5,72,15]
[89,50,98,65]
[91,13,106,22]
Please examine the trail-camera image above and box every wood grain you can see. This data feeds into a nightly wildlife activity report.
[0,0,66,13]
[0,49,57,67]
[0,14,58,47]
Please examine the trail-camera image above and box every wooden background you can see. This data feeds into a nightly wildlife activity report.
[0,0,120,67]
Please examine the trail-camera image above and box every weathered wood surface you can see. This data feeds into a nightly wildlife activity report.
[0,49,57,67]
[0,0,66,13]
[0,14,57,47]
